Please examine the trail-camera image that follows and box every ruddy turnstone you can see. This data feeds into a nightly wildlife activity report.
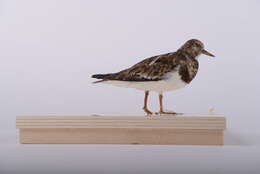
[92,39,215,115]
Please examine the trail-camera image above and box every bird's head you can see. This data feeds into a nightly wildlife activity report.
[179,39,215,58]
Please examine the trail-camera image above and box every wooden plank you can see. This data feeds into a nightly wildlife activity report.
[16,115,226,130]
[16,115,226,145]
[16,115,225,120]
[19,128,224,145]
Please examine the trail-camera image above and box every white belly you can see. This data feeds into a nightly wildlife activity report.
[101,71,187,92]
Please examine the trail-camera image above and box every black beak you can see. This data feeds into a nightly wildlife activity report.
[201,49,215,57]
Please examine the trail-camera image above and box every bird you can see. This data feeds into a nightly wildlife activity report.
[91,39,215,115]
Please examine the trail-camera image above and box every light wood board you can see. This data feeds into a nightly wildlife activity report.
[16,115,226,145]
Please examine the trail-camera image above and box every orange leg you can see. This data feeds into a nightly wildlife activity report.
[157,93,177,115]
[143,91,153,115]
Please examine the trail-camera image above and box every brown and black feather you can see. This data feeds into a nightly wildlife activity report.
[92,39,203,84]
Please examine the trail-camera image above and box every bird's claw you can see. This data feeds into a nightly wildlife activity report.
[155,111,177,115]
[143,108,154,116]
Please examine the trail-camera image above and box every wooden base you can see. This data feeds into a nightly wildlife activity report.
[16,115,226,145]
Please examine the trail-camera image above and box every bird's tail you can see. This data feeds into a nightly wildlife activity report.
[92,79,105,84]
[91,74,110,79]
[91,73,111,83]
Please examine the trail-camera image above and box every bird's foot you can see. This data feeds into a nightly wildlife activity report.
[143,107,154,115]
[155,111,177,115]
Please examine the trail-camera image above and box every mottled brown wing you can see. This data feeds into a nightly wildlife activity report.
[106,52,180,81]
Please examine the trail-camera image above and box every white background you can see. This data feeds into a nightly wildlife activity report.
[0,0,260,173]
